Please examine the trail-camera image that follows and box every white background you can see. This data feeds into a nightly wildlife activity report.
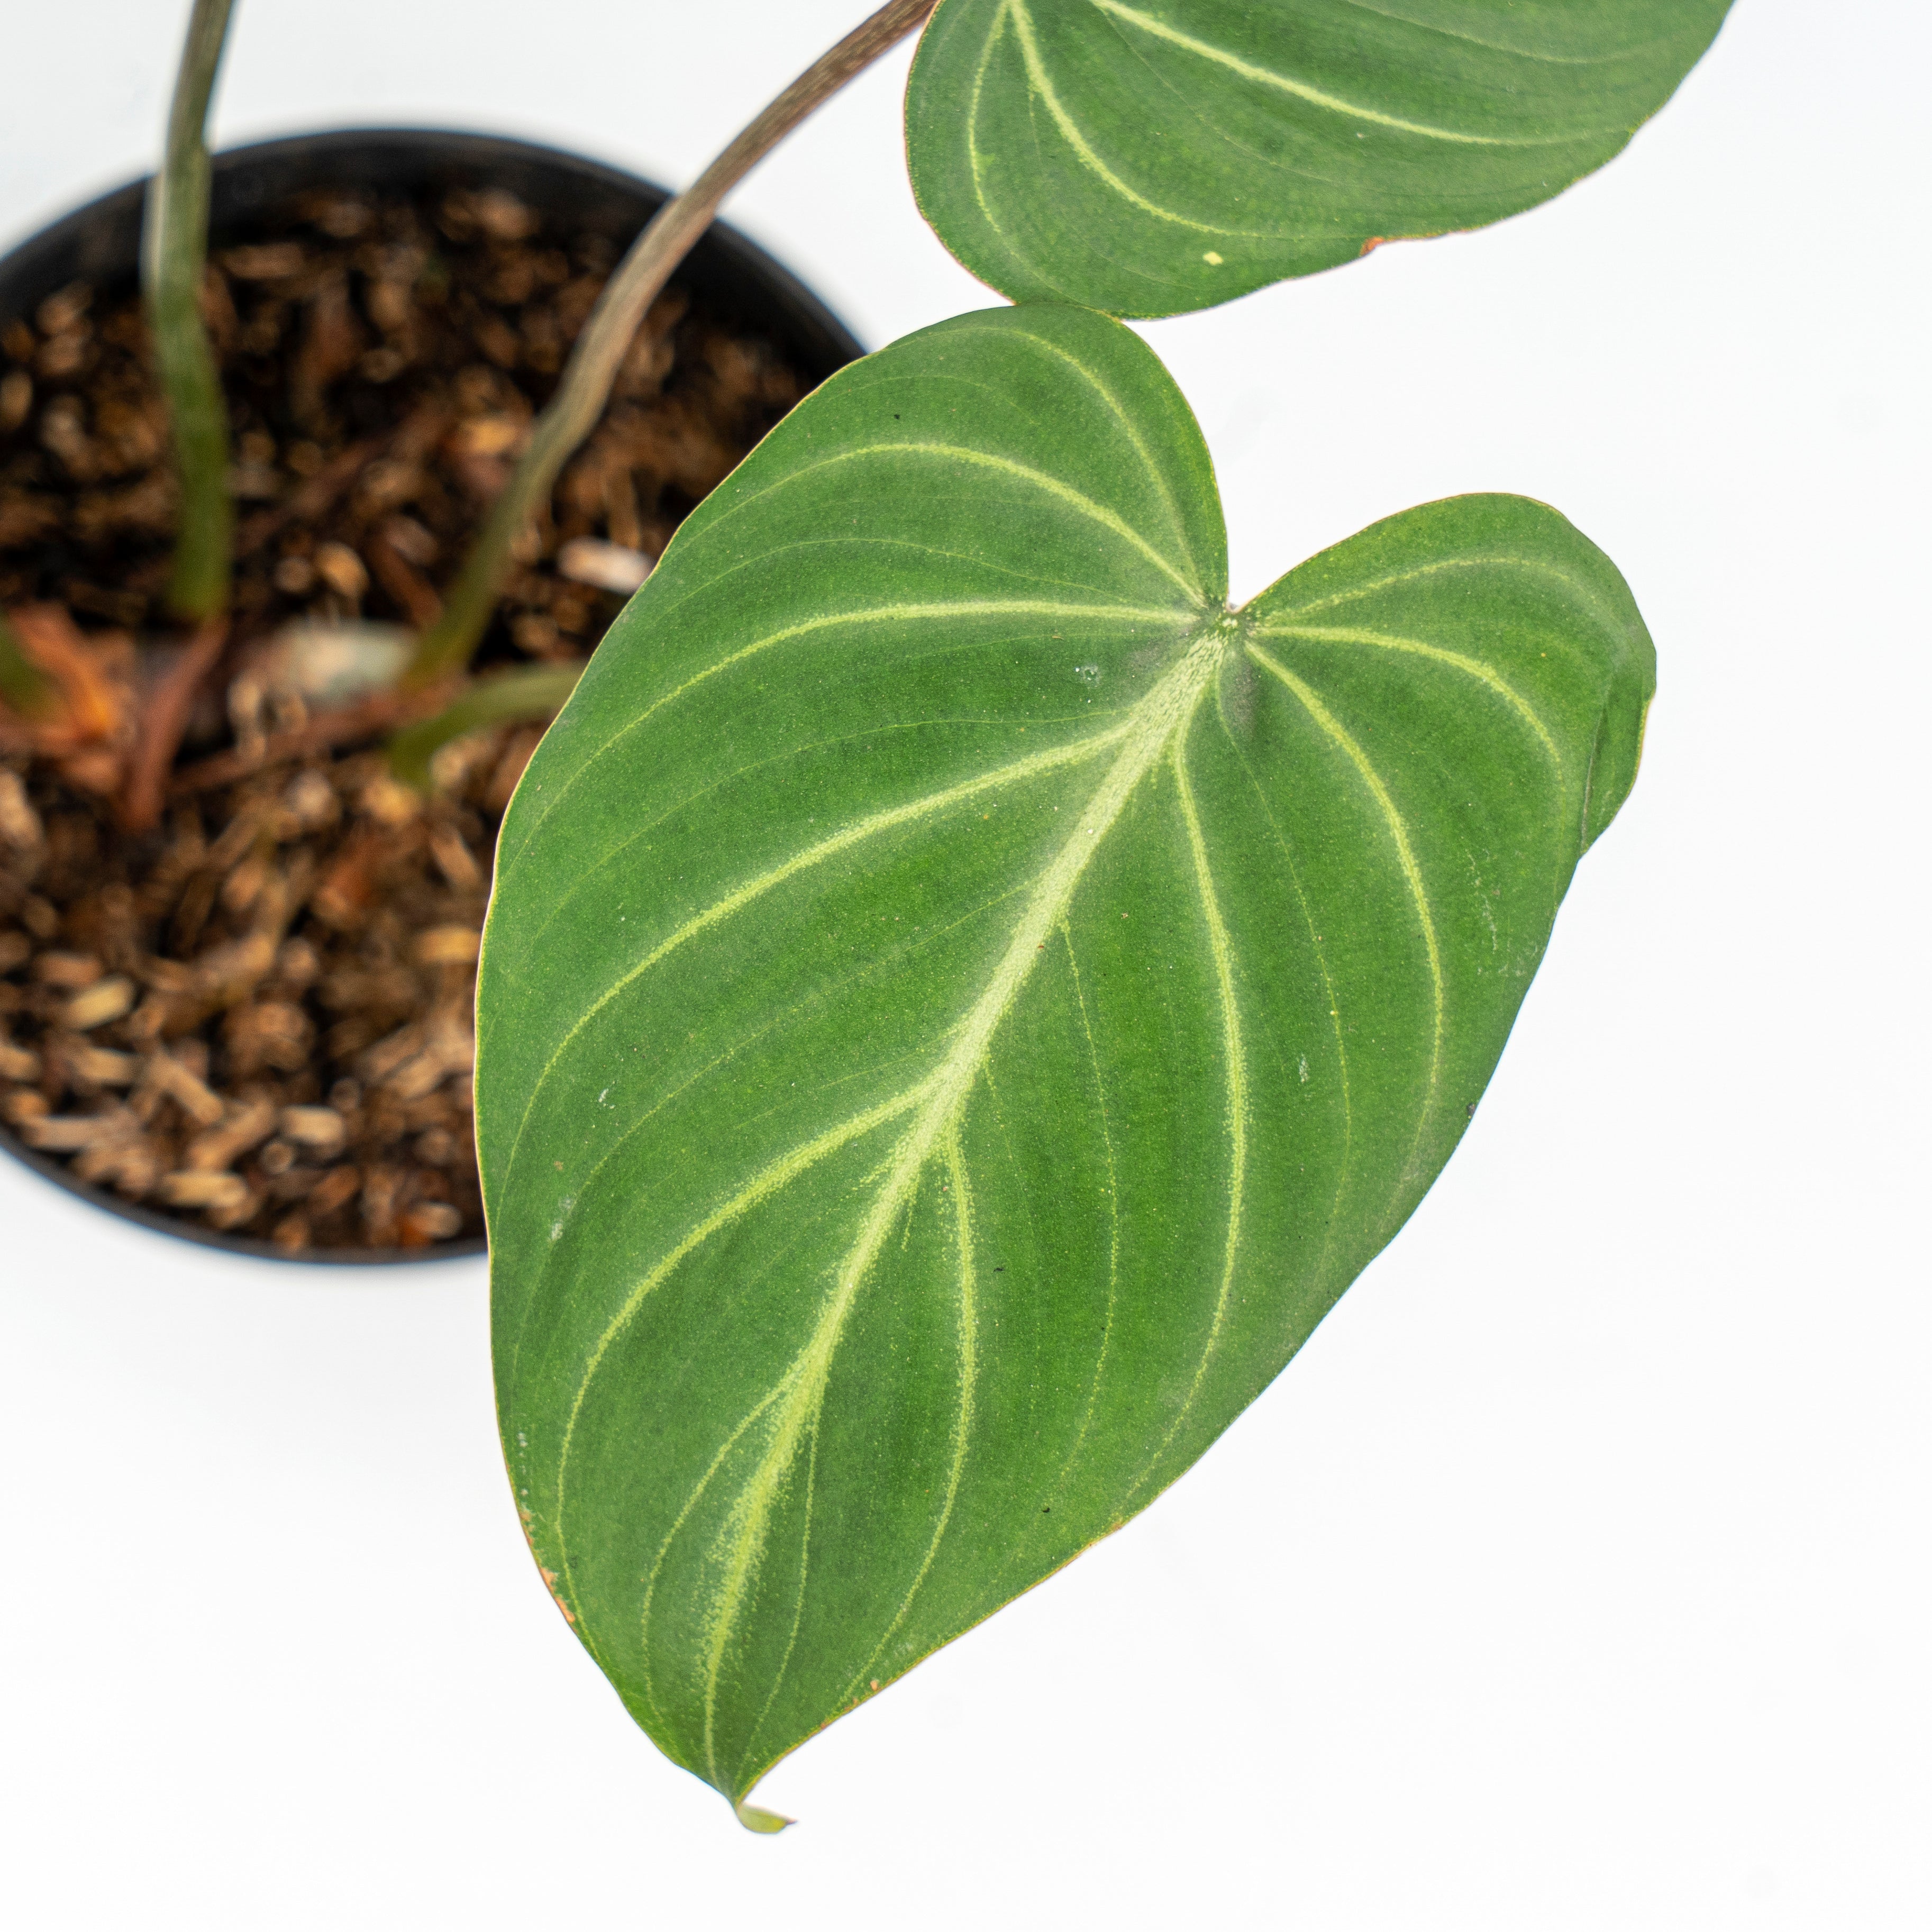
[3,3,1927,1926]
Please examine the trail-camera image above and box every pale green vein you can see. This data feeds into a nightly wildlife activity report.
[1054,921,1122,1490]
[732,1407,822,1792]
[970,321,1210,591]
[555,1086,925,1592]
[637,1369,798,1749]
[966,0,1032,266]
[684,440,1202,602]
[1260,622,1563,772]
[1246,642,1444,1201]
[700,1372,827,1787]
[1262,550,1619,629]
[504,716,1134,1187]
[1006,0,1255,239]
[839,1125,980,1709]
[1091,0,1568,147]
[1337,0,1655,69]
[1127,726,1247,1500]
[506,595,1182,866]
[1210,678,1355,1295]
[681,617,1229,1747]
[876,441,1205,597]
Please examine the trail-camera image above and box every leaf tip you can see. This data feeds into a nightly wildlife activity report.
[734,1798,795,1836]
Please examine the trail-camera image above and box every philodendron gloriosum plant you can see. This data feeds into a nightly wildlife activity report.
[473,0,1730,1830]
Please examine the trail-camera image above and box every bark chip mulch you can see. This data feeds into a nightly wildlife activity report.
[0,180,807,1252]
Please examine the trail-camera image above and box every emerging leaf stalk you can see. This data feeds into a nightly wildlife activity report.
[402,0,940,687]
[387,662,585,790]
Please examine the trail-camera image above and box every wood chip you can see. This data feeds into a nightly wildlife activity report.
[221,243,306,281]
[143,1049,224,1125]
[360,1163,404,1241]
[426,823,482,889]
[306,1165,361,1217]
[63,975,134,1029]
[271,1212,312,1253]
[281,768,338,830]
[33,950,101,988]
[24,1113,124,1151]
[140,956,199,994]
[60,1042,138,1087]
[0,769,45,852]
[280,1104,347,1154]
[557,536,652,595]
[0,368,32,435]
[451,414,524,458]
[381,515,439,567]
[472,189,538,241]
[186,1097,276,1172]
[415,924,480,967]
[359,774,420,826]
[223,999,312,1074]
[158,1170,251,1211]
[400,1201,464,1243]
[75,1134,162,1198]
[0,190,805,1252]
[221,853,270,914]
[206,1183,262,1231]
[190,930,277,999]
[35,283,91,335]
[314,541,368,598]
[381,1010,473,1101]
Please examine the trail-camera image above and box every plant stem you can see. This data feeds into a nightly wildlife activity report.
[387,663,586,789]
[117,615,229,834]
[144,0,236,625]
[403,0,938,687]
[0,608,60,721]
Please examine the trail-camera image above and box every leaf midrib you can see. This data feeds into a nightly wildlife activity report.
[550,611,1235,1753]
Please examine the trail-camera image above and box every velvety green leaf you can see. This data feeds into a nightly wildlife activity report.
[477,304,1654,1822]
[906,0,1731,315]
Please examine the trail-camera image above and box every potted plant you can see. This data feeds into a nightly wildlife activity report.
[0,5,869,1257]
[1,0,1733,1831]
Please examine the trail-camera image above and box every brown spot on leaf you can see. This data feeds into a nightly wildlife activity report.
[537,1565,577,1625]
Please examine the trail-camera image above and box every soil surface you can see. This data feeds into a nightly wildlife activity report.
[0,180,807,1253]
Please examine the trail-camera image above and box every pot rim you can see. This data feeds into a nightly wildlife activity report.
[0,1123,487,1265]
[0,123,864,1267]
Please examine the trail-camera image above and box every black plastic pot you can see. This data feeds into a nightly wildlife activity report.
[0,127,864,1265]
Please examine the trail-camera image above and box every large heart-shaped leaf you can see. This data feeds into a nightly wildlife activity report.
[477,304,1653,1826]
[906,0,1732,315]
